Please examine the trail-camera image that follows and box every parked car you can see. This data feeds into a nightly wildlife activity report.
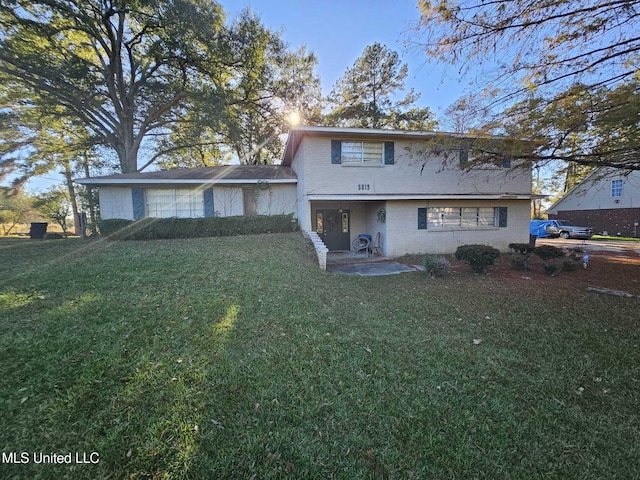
[545,220,594,239]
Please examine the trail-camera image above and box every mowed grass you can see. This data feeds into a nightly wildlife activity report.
[0,233,638,479]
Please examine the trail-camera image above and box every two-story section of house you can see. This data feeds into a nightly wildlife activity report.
[283,126,534,256]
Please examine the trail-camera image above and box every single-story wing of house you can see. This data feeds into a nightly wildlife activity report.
[546,168,640,237]
[76,126,539,255]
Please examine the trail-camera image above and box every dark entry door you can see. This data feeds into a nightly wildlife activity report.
[317,209,350,251]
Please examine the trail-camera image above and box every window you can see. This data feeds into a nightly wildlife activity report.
[146,189,204,218]
[611,179,623,197]
[420,207,501,229]
[341,141,384,165]
[331,140,394,165]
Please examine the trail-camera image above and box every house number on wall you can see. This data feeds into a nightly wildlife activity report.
[358,184,371,191]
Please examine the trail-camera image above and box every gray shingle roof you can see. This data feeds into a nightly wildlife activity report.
[75,165,297,185]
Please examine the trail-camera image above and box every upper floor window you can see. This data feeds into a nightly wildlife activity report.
[611,179,623,197]
[331,139,394,165]
[342,141,384,165]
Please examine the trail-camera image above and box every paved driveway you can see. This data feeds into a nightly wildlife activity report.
[537,238,640,255]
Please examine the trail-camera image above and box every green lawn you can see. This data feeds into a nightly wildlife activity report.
[1,233,638,479]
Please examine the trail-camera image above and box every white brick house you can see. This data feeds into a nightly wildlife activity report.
[76,126,537,255]
[283,126,534,256]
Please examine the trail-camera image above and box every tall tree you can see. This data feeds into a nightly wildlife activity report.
[440,93,494,134]
[1,3,321,173]
[414,0,640,170]
[0,1,295,173]
[326,43,436,130]
[217,12,322,165]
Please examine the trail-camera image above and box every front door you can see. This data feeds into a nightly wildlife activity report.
[316,209,350,251]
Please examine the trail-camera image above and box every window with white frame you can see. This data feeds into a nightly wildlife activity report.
[341,141,384,165]
[611,179,623,197]
[146,189,204,218]
[426,207,497,228]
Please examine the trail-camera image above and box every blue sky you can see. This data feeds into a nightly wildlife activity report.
[21,1,467,192]
[227,0,466,112]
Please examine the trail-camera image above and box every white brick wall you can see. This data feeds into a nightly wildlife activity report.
[256,184,297,216]
[297,136,531,197]
[385,200,531,256]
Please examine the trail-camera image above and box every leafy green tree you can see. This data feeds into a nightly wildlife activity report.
[326,43,436,130]
[0,188,36,235]
[34,187,71,235]
[414,0,640,171]
[1,3,322,173]
[220,13,322,165]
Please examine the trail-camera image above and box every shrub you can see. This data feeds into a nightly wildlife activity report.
[509,243,534,271]
[98,219,134,236]
[454,244,500,274]
[508,243,535,255]
[562,249,583,271]
[533,245,566,276]
[423,255,451,278]
[533,245,565,262]
[511,254,530,271]
[99,214,296,240]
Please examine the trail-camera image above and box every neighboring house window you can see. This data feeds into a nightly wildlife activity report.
[331,140,394,165]
[146,189,204,218]
[419,207,503,228]
[611,179,623,197]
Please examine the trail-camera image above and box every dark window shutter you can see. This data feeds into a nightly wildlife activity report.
[132,188,145,220]
[498,207,508,227]
[331,140,342,164]
[384,141,395,165]
[203,188,214,217]
[459,149,469,165]
[418,208,427,230]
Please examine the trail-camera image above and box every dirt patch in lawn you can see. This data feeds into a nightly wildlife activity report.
[418,247,640,297]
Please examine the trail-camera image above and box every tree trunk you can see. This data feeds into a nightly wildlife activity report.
[82,155,98,234]
[63,162,80,236]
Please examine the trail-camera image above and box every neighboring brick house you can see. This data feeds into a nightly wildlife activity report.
[546,168,640,237]
[76,126,537,255]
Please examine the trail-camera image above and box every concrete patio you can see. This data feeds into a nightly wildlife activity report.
[326,251,424,276]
